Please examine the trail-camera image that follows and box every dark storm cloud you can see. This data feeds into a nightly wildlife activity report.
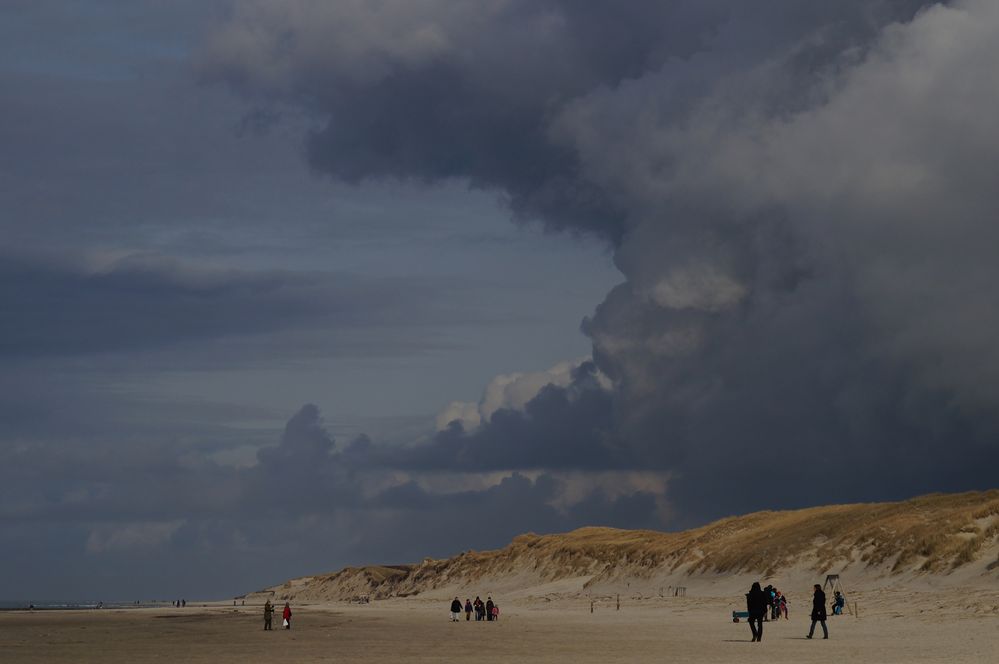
[198,0,931,242]
[199,0,999,525]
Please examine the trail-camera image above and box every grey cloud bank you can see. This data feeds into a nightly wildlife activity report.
[199,0,999,513]
[3,0,998,600]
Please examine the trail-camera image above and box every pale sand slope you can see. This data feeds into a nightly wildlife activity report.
[251,491,999,605]
[2,589,997,663]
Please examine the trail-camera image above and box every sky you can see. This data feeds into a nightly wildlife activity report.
[2,0,998,601]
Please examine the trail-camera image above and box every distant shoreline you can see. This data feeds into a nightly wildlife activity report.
[0,601,176,612]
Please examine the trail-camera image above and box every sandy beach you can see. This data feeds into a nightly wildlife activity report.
[2,588,997,663]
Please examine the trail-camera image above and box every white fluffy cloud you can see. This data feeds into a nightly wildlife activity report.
[435,359,610,431]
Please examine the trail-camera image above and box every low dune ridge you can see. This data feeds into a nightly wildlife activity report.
[247,490,999,602]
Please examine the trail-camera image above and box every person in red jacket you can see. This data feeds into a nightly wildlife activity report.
[282,602,292,630]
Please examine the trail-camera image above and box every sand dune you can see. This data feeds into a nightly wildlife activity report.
[249,490,999,603]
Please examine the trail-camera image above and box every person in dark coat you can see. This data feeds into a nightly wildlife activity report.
[464,599,473,621]
[485,597,495,622]
[474,596,484,621]
[263,600,273,630]
[746,582,768,642]
[807,584,828,639]
[450,597,462,622]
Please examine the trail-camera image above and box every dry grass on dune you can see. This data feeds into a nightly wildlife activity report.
[255,490,999,601]
[435,490,999,579]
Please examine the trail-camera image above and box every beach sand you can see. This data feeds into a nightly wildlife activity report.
[2,589,997,663]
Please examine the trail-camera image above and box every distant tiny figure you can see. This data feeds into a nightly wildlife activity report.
[264,600,273,630]
[807,584,828,639]
[464,599,473,621]
[450,597,462,622]
[746,582,767,642]
[491,604,499,621]
[485,597,495,622]
[779,592,788,620]
[282,602,292,629]
[181,599,186,608]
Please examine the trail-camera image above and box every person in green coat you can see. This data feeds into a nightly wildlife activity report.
[263,600,274,630]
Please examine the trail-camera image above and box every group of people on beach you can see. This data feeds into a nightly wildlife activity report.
[749,584,789,622]
[745,583,830,642]
[450,596,499,622]
[263,600,292,631]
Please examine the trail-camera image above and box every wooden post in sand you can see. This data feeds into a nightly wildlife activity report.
[855,602,859,618]
[616,594,620,611]
[590,600,594,613]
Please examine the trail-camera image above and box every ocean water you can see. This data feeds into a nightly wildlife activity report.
[0,600,174,610]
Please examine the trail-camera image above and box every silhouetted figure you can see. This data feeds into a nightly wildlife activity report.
[746,582,768,642]
[450,597,462,622]
[464,599,473,621]
[807,585,828,639]
[485,597,494,622]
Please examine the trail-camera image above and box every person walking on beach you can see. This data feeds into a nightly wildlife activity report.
[485,597,494,622]
[263,600,273,630]
[746,582,768,642]
[807,584,828,639]
[450,597,462,622]
[464,599,473,621]
[282,602,292,630]
[474,596,484,621]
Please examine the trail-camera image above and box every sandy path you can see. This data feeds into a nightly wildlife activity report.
[1,593,996,663]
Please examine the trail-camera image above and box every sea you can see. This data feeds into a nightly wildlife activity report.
[0,600,175,611]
